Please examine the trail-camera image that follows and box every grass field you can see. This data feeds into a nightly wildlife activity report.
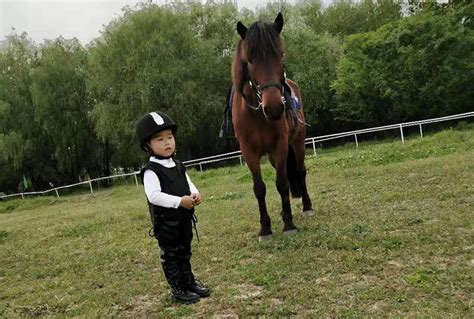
[1,125,473,318]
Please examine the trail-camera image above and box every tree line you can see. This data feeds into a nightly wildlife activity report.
[0,0,472,193]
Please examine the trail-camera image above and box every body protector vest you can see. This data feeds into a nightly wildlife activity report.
[140,160,194,226]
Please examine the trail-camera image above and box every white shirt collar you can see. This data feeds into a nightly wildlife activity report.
[149,156,176,168]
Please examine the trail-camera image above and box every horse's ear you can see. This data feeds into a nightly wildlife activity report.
[237,21,247,40]
[274,12,284,34]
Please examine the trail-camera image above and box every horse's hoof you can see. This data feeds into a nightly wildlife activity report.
[258,234,272,242]
[302,210,315,217]
[283,229,298,236]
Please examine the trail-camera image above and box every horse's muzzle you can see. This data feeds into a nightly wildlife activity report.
[263,103,284,120]
[262,87,285,120]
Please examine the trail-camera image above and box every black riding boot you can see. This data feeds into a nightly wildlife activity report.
[162,260,200,304]
[181,256,211,298]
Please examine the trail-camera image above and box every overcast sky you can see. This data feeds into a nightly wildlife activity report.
[0,0,297,45]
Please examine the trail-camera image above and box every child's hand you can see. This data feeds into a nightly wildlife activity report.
[191,193,202,206]
[180,195,194,209]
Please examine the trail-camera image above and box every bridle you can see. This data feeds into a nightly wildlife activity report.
[240,62,286,118]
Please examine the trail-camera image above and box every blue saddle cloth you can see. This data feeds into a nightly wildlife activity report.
[283,82,302,111]
[219,82,301,138]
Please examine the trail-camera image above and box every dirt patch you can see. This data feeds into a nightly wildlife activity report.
[270,298,283,306]
[119,294,163,318]
[233,284,263,300]
[212,313,239,319]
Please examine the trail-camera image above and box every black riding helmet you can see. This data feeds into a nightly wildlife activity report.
[136,111,177,152]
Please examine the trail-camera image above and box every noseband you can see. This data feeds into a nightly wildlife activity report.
[241,63,286,117]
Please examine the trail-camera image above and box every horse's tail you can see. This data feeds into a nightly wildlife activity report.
[286,145,302,198]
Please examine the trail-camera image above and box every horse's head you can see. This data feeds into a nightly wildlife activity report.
[236,13,285,120]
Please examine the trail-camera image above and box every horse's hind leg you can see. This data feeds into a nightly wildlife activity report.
[298,170,314,216]
[292,141,314,215]
[244,150,272,241]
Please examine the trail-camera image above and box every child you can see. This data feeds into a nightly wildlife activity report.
[136,111,210,304]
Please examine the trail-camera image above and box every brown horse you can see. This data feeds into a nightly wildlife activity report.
[232,13,314,241]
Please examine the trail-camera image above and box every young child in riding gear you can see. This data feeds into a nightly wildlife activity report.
[136,111,210,304]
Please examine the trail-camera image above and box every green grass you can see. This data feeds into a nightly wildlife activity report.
[1,126,473,317]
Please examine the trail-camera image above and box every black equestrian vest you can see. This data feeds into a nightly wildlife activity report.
[140,159,192,222]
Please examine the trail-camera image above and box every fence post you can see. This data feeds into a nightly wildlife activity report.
[239,155,243,166]
[21,193,24,199]
[89,181,94,195]
[134,173,139,186]
[419,124,423,138]
[199,163,203,172]
[399,124,405,143]
[312,139,317,156]
[55,188,60,198]
[354,133,359,148]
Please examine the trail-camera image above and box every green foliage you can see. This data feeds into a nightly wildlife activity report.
[333,5,474,127]
[0,230,9,242]
[284,28,343,135]
[31,38,95,180]
[300,0,403,37]
[1,131,32,169]
[0,34,48,191]
[189,3,238,55]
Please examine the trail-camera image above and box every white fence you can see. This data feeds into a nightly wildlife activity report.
[1,111,473,200]
[0,172,139,200]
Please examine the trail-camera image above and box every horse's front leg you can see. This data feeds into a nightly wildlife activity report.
[243,149,272,241]
[271,147,298,235]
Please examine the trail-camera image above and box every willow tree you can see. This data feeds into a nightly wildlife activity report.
[30,38,95,183]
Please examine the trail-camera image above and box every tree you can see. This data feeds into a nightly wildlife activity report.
[0,33,51,192]
[30,38,96,183]
[300,0,403,37]
[332,4,474,127]
[284,28,343,135]
[89,4,235,169]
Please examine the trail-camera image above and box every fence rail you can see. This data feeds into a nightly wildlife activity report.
[2,111,472,200]
[0,172,138,200]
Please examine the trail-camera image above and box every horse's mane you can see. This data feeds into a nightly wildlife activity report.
[232,21,282,92]
[232,40,244,91]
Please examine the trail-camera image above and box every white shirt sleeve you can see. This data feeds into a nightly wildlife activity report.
[186,173,199,194]
[143,170,182,208]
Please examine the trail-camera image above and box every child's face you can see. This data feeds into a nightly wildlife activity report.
[147,129,176,157]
